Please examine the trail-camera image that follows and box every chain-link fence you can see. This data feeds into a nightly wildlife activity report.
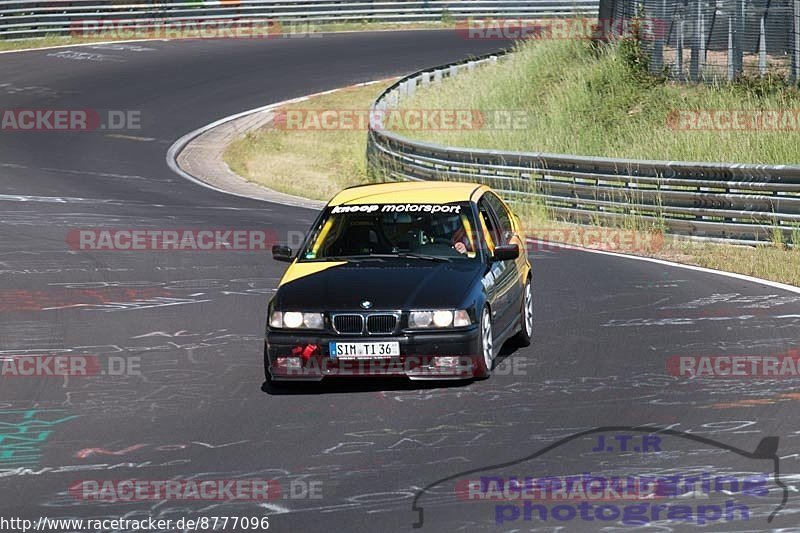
[600,0,800,81]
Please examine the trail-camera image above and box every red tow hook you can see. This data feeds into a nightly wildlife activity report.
[291,344,319,362]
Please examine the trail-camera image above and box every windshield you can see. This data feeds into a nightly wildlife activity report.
[299,202,481,261]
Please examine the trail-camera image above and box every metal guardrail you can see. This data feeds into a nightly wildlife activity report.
[367,52,800,245]
[1,0,598,38]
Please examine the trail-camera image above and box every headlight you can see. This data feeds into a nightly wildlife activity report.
[409,309,471,328]
[303,313,324,329]
[269,311,325,329]
[409,311,432,328]
[433,310,454,327]
[283,312,304,328]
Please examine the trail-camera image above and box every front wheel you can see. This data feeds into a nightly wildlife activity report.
[473,306,494,379]
[513,277,533,347]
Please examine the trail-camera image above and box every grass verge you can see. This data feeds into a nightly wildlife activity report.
[396,38,800,164]
[0,35,128,52]
[224,82,387,201]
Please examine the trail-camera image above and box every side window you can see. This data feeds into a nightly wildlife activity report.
[484,193,514,243]
[477,198,503,251]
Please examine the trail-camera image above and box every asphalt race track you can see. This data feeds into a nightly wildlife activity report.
[2,31,800,532]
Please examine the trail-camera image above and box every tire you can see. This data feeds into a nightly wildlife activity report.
[513,277,533,347]
[474,306,494,379]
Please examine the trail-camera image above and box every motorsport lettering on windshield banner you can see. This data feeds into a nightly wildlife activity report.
[330,204,462,214]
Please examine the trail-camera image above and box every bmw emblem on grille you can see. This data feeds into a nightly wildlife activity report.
[361,300,373,309]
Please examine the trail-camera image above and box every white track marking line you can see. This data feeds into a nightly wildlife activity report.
[165,77,398,203]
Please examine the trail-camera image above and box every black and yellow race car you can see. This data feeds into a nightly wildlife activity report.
[265,181,532,382]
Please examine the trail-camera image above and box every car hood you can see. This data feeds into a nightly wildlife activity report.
[275,260,484,310]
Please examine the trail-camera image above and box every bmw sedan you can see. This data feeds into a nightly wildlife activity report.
[265,181,532,382]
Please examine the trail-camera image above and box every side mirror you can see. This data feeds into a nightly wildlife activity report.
[492,244,519,261]
[272,245,293,262]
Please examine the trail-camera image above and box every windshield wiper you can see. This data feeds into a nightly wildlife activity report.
[305,255,386,262]
[305,253,451,263]
[370,253,452,263]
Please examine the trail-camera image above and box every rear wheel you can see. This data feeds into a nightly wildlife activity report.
[513,277,533,347]
[474,306,494,379]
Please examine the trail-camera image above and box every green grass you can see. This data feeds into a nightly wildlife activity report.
[396,38,800,165]
[0,35,113,52]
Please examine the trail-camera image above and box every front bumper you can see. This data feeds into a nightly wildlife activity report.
[265,326,481,381]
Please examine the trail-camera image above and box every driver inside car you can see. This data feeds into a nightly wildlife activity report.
[451,214,475,255]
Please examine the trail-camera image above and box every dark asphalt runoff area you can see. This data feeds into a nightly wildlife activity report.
[1,30,800,532]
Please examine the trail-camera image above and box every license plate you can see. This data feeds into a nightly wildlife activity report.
[329,341,400,359]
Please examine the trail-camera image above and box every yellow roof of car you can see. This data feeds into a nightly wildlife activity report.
[329,181,488,206]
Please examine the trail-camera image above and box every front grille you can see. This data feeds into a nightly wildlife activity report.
[333,314,363,334]
[366,314,397,334]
